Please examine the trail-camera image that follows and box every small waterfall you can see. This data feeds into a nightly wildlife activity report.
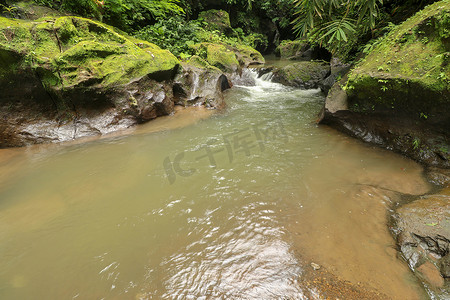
[189,71,200,100]
[233,68,276,88]
[260,71,274,82]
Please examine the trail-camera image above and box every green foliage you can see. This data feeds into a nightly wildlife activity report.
[32,0,185,31]
[0,2,17,14]
[223,0,254,10]
[134,16,201,57]
[134,16,267,58]
[33,0,102,18]
[231,0,296,36]
[292,0,384,54]
[103,0,184,30]
[260,0,295,28]
[33,0,60,9]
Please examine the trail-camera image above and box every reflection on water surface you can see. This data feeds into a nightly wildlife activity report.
[0,71,429,299]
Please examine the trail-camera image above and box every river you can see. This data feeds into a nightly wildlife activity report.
[0,70,431,299]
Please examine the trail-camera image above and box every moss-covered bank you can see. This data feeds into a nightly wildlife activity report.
[0,16,180,89]
[0,14,255,146]
[345,0,449,121]
[320,0,450,168]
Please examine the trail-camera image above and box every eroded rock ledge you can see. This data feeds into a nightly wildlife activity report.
[318,0,450,168]
[0,15,263,147]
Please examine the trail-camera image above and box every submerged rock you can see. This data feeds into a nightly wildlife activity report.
[427,167,450,186]
[320,0,450,167]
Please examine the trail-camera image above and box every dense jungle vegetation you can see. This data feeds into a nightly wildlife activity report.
[0,0,441,59]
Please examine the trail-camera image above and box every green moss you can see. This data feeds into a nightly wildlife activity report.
[275,39,308,58]
[53,17,127,50]
[13,1,63,20]
[0,15,180,89]
[185,55,221,72]
[191,42,239,73]
[346,0,450,118]
[235,44,264,65]
[278,61,327,82]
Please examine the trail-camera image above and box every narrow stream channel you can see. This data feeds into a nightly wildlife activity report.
[0,70,431,299]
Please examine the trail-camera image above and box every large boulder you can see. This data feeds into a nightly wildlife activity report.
[173,55,231,108]
[393,187,450,297]
[271,61,330,89]
[345,1,449,122]
[234,44,265,67]
[0,16,230,147]
[191,42,239,73]
[320,0,450,167]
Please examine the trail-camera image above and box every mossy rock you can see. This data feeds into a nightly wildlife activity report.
[185,55,221,72]
[320,1,450,168]
[235,44,265,66]
[275,39,308,58]
[175,56,230,108]
[191,42,240,73]
[0,15,182,146]
[198,9,232,35]
[190,42,264,73]
[0,16,179,89]
[272,61,330,89]
[345,0,450,122]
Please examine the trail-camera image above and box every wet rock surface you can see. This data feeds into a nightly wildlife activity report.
[190,42,264,74]
[320,110,450,168]
[275,39,332,62]
[0,14,265,147]
[173,56,231,109]
[271,61,330,89]
[392,187,450,297]
[318,57,352,94]
[428,168,450,186]
[274,40,309,60]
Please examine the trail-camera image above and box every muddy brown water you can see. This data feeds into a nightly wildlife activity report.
[0,71,431,299]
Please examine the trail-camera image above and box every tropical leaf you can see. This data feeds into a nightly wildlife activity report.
[292,0,383,54]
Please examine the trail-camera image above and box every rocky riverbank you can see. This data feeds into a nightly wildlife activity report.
[318,0,449,169]
[264,2,449,297]
[0,11,263,147]
[390,168,450,299]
